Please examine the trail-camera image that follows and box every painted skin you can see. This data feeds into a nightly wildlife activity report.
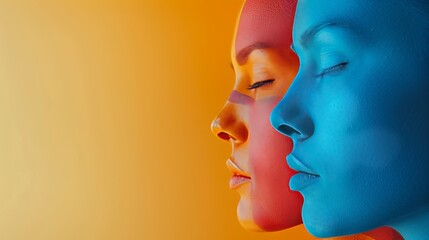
[270,0,429,239]
[211,0,302,230]
[212,0,403,239]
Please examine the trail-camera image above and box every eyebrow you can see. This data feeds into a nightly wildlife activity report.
[235,42,270,65]
[291,22,348,51]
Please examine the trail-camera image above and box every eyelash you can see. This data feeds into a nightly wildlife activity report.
[247,79,275,90]
[317,62,349,78]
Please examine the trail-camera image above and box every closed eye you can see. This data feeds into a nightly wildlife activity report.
[317,62,348,78]
[247,79,275,90]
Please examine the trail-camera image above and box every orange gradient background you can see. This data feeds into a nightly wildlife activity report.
[0,1,312,239]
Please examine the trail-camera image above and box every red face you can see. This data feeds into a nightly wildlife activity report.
[211,0,302,231]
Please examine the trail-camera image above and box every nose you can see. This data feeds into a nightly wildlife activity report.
[211,102,248,144]
[270,81,314,142]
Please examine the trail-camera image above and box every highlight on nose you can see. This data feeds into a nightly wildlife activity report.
[211,109,248,143]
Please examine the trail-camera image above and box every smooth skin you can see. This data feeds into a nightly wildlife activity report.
[271,0,429,239]
[212,0,403,239]
[211,0,302,231]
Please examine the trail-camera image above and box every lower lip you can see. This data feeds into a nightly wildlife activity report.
[289,172,319,191]
[229,175,251,189]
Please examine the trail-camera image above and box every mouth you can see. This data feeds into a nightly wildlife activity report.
[286,154,320,191]
[226,158,251,189]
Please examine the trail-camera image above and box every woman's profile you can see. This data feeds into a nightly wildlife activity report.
[212,0,403,239]
[271,0,429,239]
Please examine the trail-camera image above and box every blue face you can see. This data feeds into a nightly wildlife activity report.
[270,0,429,237]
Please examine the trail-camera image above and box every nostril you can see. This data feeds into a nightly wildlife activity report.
[277,124,301,138]
[217,132,231,141]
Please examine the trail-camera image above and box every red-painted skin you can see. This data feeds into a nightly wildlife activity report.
[249,96,301,230]
[212,0,403,238]
[365,227,404,240]
[214,0,302,231]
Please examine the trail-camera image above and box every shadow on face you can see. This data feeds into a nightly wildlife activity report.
[271,0,429,237]
[211,0,303,232]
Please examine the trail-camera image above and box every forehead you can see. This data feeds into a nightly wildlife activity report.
[235,0,296,56]
[293,0,405,43]
[294,0,363,33]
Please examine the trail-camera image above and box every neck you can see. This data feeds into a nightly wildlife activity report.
[389,206,429,240]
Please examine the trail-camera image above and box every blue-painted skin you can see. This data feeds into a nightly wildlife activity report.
[270,0,429,239]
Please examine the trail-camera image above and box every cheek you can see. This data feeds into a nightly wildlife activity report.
[340,128,400,171]
[315,62,406,175]
[312,83,360,172]
[247,98,303,230]
[249,97,290,179]
[315,77,402,183]
[305,61,420,226]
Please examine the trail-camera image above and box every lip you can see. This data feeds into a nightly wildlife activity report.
[226,158,251,189]
[286,154,320,191]
[286,154,318,175]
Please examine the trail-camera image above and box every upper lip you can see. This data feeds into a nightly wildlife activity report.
[287,153,319,176]
[226,158,251,178]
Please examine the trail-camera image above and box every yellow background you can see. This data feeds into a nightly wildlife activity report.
[0,0,311,239]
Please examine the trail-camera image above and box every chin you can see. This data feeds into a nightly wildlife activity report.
[302,213,344,238]
[302,202,372,238]
[238,219,264,232]
[236,195,301,232]
[253,209,301,232]
[237,197,263,231]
